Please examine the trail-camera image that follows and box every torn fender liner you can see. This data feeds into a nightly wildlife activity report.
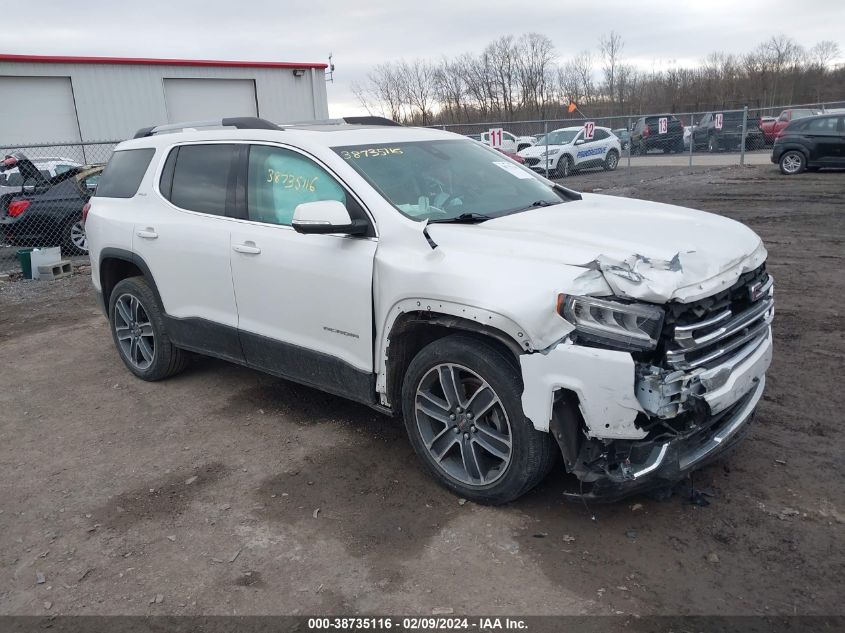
[580,241,768,304]
[519,342,646,439]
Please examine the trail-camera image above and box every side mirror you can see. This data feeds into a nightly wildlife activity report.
[574,139,585,145]
[291,200,368,236]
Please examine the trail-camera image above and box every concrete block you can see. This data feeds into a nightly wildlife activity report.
[37,261,72,280]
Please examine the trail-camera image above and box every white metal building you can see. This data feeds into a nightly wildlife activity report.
[0,54,329,146]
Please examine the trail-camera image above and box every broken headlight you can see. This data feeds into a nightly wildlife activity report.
[559,295,664,352]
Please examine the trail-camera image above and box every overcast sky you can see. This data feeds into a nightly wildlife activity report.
[8,0,844,116]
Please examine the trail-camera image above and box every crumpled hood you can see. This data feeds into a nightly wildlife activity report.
[425,193,767,303]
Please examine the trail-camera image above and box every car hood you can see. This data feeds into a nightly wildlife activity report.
[518,144,568,157]
[425,193,767,303]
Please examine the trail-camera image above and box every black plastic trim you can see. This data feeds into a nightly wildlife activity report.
[342,116,401,127]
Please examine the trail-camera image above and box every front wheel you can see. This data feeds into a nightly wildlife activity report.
[779,150,806,175]
[552,155,572,178]
[604,150,619,171]
[401,335,555,504]
[109,277,189,381]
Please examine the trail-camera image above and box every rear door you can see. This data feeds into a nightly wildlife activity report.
[803,117,844,163]
[574,128,610,167]
[135,143,243,361]
[228,143,377,401]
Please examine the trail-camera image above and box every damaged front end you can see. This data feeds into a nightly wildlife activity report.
[522,263,774,501]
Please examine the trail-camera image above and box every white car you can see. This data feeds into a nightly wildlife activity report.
[518,126,621,177]
[0,156,81,195]
[475,130,536,153]
[86,116,773,504]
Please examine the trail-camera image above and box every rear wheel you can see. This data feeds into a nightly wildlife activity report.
[604,150,619,171]
[401,335,556,504]
[63,218,88,256]
[779,150,806,175]
[109,277,189,381]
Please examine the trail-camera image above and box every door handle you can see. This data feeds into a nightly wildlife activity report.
[136,228,158,239]
[232,242,261,255]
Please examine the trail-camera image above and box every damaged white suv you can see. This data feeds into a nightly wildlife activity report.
[86,117,773,504]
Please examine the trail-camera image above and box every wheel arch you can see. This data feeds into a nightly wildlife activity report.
[378,301,530,412]
[99,248,163,315]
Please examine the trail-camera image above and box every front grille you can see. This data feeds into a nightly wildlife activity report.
[524,157,540,166]
[660,265,773,371]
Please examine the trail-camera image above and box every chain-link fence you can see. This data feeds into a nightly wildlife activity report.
[431,100,845,177]
[0,141,118,276]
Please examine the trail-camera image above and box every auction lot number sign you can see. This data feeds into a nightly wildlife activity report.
[658,117,668,134]
[584,121,595,139]
[488,128,504,148]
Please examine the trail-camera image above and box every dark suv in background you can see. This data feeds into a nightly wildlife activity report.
[772,113,845,175]
[630,115,684,154]
[692,111,765,152]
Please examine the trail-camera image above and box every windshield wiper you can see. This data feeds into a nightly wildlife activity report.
[512,200,558,213]
[427,212,493,225]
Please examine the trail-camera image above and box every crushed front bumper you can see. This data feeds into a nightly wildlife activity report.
[520,328,772,501]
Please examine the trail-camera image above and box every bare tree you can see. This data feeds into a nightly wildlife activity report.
[600,31,624,108]
[807,40,841,69]
[399,59,437,124]
[516,33,556,117]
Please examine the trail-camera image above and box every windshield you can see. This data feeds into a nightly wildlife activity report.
[533,130,579,146]
[333,139,567,221]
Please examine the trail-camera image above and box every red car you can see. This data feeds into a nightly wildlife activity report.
[495,147,525,164]
[760,109,818,145]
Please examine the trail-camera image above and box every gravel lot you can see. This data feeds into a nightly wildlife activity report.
[0,164,842,617]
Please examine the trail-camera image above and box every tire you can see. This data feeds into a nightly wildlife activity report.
[553,155,572,178]
[779,150,806,175]
[62,217,88,256]
[603,150,619,171]
[707,135,719,153]
[108,276,189,381]
[401,334,556,505]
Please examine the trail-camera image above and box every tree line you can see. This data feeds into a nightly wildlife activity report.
[351,33,843,125]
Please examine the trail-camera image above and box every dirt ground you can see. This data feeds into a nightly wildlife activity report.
[0,164,843,617]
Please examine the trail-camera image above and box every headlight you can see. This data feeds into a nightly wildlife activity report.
[558,295,664,352]
[544,148,561,156]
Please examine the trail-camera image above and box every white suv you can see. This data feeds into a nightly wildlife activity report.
[86,117,773,504]
[518,126,621,177]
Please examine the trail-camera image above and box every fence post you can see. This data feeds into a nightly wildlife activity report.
[544,121,549,179]
[689,114,694,168]
[740,106,748,166]
[626,118,632,168]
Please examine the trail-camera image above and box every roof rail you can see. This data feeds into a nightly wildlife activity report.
[133,117,281,138]
[279,116,402,128]
[342,116,401,126]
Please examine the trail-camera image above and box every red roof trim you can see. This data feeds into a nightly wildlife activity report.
[0,53,327,70]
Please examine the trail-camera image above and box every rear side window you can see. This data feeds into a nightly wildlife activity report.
[96,148,155,198]
[168,144,237,216]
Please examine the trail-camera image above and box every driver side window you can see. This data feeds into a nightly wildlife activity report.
[247,146,346,226]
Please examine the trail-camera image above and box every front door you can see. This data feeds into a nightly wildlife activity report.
[229,144,377,402]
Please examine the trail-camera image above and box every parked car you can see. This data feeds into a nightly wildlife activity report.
[87,116,773,504]
[630,115,685,154]
[494,147,525,164]
[0,154,101,255]
[476,130,537,153]
[772,113,845,174]
[611,128,630,151]
[518,126,621,177]
[760,109,818,145]
[0,156,81,196]
[692,111,765,152]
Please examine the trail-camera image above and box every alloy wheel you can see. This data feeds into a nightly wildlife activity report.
[113,293,155,370]
[781,153,803,174]
[414,363,512,486]
[70,221,87,252]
